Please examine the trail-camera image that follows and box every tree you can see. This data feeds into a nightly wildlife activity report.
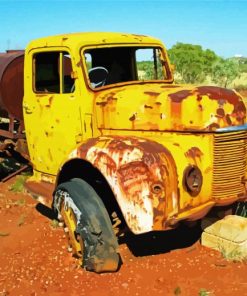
[238,57,247,73]
[168,43,218,84]
[211,58,239,88]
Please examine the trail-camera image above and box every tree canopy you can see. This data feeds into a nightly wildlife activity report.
[211,58,239,88]
[136,42,246,89]
[167,42,245,88]
[168,43,219,84]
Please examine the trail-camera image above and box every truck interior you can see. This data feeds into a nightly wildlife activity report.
[83,46,169,87]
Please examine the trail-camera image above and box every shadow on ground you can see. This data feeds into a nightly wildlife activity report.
[120,223,202,257]
[35,202,203,258]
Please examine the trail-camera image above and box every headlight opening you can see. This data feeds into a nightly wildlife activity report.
[183,165,203,196]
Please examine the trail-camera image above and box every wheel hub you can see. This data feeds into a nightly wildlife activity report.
[60,201,84,260]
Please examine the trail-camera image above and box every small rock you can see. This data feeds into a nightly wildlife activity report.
[121,282,128,289]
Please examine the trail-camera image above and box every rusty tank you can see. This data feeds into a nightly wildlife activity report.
[0,50,25,138]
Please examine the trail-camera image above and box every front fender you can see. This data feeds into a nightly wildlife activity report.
[73,136,179,234]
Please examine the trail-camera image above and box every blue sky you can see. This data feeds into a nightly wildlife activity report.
[0,0,246,58]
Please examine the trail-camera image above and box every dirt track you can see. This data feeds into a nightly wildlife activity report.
[0,177,246,296]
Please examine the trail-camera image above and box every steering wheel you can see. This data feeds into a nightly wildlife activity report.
[88,66,108,88]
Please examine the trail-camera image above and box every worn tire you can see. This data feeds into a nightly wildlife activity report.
[53,178,120,273]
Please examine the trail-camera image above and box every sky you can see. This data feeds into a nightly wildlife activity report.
[0,0,246,58]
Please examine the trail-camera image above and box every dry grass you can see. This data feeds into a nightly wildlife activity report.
[221,248,247,262]
[9,174,29,193]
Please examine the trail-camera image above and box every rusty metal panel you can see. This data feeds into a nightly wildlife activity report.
[0,51,24,120]
[76,136,179,234]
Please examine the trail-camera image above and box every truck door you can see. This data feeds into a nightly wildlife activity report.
[23,50,83,175]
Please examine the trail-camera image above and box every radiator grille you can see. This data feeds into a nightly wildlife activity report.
[213,130,247,198]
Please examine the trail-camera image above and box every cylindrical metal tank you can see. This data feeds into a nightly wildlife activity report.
[0,50,24,120]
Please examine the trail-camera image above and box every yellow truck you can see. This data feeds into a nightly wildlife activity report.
[0,32,246,272]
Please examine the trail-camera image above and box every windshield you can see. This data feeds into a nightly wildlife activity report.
[82,46,170,88]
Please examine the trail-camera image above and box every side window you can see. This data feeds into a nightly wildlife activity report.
[34,51,74,93]
[136,48,166,80]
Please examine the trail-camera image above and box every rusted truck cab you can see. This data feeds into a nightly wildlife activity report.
[20,32,247,272]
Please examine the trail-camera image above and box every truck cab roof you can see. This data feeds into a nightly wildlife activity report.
[26,32,164,51]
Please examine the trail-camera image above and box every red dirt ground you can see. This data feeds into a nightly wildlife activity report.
[0,177,246,296]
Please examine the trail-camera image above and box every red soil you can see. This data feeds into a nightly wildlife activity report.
[0,177,246,296]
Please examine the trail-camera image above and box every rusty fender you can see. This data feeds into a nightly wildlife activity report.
[73,136,179,234]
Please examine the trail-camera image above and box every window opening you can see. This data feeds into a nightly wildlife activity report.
[83,46,168,88]
[34,51,74,93]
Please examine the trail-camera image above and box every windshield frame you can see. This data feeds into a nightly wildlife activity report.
[80,43,174,91]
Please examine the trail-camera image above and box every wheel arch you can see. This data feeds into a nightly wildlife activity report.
[56,158,127,232]
[57,136,179,234]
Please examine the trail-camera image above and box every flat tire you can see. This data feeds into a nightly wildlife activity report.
[53,178,120,273]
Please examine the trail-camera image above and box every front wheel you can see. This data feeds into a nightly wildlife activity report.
[53,178,120,273]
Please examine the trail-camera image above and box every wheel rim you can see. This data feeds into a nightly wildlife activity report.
[60,201,84,261]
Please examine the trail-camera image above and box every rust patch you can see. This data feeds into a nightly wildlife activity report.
[216,108,225,118]
[232,101,246,123]
[96,101,108,107]
[107,96,118,102]
[144,104,153,109]
[153,207,165,217]
[144,91,160,97]
[197,95,203,101]
[142,152,160,167]
[102,92,116,100]
[225,114,232,125]
[129,113,137,121]
[78,138,100,158]
[117,161,149,193]
[168,90,191,103]
[48,96,54,106]
[207,123,220,131]
[185,147,203,161]
[196,86,241,105]
[76,60,83,67]
[160,85,179,89]
[94,152,117,176]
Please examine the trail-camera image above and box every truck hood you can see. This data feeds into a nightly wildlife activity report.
[95,84,246,131]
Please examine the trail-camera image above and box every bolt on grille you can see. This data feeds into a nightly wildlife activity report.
[213,130,247,199]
